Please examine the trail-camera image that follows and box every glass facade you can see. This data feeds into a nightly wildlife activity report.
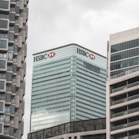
[110,39,139,78]
[28,118,106,139]
[31,44,106,132]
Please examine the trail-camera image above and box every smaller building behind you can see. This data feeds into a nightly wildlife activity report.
[28,118,106,139]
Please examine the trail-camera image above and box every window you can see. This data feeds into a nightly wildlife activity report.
[8,32,14,41]
[0,124,3,133]
[4,115,10,123]
[15,6,19,15]
[8,52,13,60]
[0,60,6,69]
[0,102,4,111]
[0,81,5,90]
[9,13,15,21]
[0,20,8,29]
[0,1,9,9]
[0,39,7,48]
[0,115,4,122]
[5,94,11,102]
[10,105,15,114]
[5,106,10,113]
[83,62,100,73]
[4,127,9,134]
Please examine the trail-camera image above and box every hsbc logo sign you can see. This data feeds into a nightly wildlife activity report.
[48,52,55,58]
[77,48,95,60]
[89,54,95,60]
[34,52,55,62]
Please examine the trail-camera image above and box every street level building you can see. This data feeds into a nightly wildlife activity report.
[31,44,106,132]
[28,118,106,139]
[0,0,28,138]
[107,27,139,139]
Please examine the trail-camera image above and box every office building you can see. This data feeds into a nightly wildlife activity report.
[31,44,106,132]
[107,27,139,139]
[0,0,28,138]
[28,118,106,139]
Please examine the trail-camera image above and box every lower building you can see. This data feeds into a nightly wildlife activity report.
[28,118,106,139]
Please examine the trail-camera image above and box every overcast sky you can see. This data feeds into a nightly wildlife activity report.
[23,0,139,138]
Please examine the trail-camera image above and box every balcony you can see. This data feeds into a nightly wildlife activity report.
[112,107,139,118]
[112,94,139,105]
[112,120,139,131]
[14,116,19,129]
[11,0,16,5]
[19,17,23,29]
[17,55,22,67]
[19,0,24,10]
[111,81,139,93]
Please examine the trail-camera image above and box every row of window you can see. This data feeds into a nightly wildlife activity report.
[7,64,17,72]
[111,47,139,61]
[0,114,10,123]
[0,32,14,41]
[111,39,139,53]
[0,13,16,22]
[0,73,12,81]
[83,61,100,73]
[111,57,139,70]
[0,52,13,60]
[110,66,139,79]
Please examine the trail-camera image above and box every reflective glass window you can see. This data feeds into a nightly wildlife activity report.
[9,13,15,21]
[111,47,139,61]
[5,94,11,102]
[5,106,10,113]
[0,81,4,90]
[0,124,2,133]
[15,6,19,14]
[0,20,8,29]
[111,57,139,70]
[111,39,139,53]
[0,102,3,111]
[0,1,9,9]
[0,115,4,122]
[8,52,13,60]
[0,39,7,48]
[10,105,15,114]
[0,60,6,69]
[8,32,14,41]
[4,127,9,134]
[5,115,10,123]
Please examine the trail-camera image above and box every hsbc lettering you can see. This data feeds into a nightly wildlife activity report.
[34,52,55,62]
[77,48,95,60]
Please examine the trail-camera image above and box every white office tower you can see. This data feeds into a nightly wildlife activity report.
[107,27,139,139]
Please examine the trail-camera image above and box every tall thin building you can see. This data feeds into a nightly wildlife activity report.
[0,0,28,138]
[107,27,139,139]
[31,44,106,132]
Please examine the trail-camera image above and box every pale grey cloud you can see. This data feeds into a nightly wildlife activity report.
[23,0,139,138]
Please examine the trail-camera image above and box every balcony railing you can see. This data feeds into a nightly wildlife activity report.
[117,134,139,139]
[112,93,139,105]
[112,120,139,130]
[111,81,139,93]
[112,107,139,118]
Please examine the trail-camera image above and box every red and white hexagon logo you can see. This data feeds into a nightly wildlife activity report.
[48,52,55,58]
[89,54,95,60]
